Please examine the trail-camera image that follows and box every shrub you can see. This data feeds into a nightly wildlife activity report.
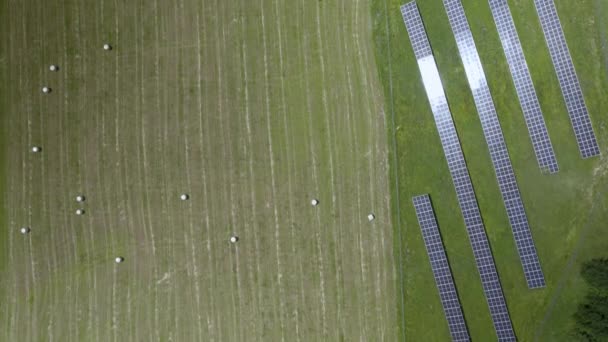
[581,258,608,291]
[574,259,608,341]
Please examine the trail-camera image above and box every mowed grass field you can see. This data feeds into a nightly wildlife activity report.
[0,0,401,341]
[373,0,608,340]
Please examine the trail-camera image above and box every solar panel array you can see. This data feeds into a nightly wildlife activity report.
[442,0,545,289]
[412,194,470,342]
[533,0,600,158]
[488,0,558,174]
[400,3,516,340]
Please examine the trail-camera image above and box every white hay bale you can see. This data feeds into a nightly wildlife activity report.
[76,195,85,203]
[230,236,239,243]
[180,194,189,201]
[103,44,112,51]
[115,257,124,263]
[49,65,58,71]
[20,227,31,234]
[42,86,51,93]
[311,199,319,207]
[75,209,85,215]
[31,146,41,153]
[367,213,376,222]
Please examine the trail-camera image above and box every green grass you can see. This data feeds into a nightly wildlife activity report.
[0,0,8,320]
[0,0,399,341]
[372,0,608,340]
[3,0,607,339]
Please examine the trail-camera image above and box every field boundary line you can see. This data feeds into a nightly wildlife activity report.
[355,0,392,337]
[380,0,407,339]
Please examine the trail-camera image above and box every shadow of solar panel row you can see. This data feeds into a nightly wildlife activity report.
[400,3,516,340]
[412,195,470,342]
[442,0,545,290]
[533,0,600,158]
[488,0,558,174]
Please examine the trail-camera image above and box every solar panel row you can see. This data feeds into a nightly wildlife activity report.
[533,0,600,158]
[412,194,470,342]
[488,0,558,174]
[400,3,516,340]
[442,0,545,290]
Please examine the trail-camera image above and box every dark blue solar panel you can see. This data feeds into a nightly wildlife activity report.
[412,195,470,342]
[533,0,600,158]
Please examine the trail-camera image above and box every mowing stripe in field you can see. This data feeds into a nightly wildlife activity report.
[412,194,470,342]
[2,0,398,340]
[533,0,601,158]
[442,0,545,289]
[261,0,288,338]
[488,0,558,174]
[400,2,516,340]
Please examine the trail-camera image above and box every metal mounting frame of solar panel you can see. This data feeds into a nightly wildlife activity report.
[400,3,516,340]
[533,0,600,158]
[412,194,471,342]
[442,0,545,289]
[488,0,558,174]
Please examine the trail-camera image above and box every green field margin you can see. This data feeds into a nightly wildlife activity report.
[371,0,608,340]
